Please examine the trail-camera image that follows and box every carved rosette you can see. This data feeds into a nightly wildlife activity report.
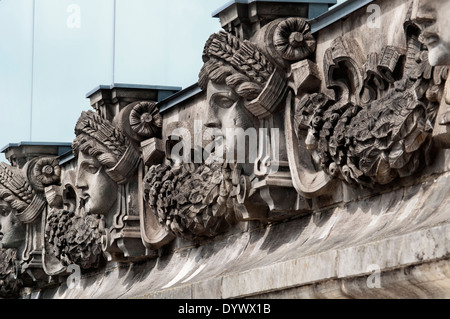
[29,157,61,192]
[273,17,316,61]
[129,101,162,139]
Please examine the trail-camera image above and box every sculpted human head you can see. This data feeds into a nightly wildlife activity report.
[74,151,118,216]
[0,198,25,249]
[205,79,260,165]
[199,32,278,167]
[417,0,450,66]
[73,110,140,216]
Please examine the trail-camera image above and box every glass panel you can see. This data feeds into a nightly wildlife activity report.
[0,0,226,162]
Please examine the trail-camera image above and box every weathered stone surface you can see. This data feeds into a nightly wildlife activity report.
[23,170,450,298]
[3,0,450,299]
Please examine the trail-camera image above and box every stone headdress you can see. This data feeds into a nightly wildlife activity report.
[199,18,316,119]
[72,110,140,185]
[0,161,52,224]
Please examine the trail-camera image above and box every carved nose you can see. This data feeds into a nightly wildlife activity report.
[75,171,87,189]
[205,109,221,129]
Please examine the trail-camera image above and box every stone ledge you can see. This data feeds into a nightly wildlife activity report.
[134,222,450,299]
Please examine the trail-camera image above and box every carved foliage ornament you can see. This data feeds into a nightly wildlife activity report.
[0,249,20,298]
[295,26,446,187]
[45,209,104,269]
[143,163,236,241]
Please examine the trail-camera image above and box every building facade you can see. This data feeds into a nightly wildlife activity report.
[1,0,450,299]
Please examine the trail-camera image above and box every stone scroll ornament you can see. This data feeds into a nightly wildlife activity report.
[292,16,448,189]
[0,158,61,297]
[143,18,317,241]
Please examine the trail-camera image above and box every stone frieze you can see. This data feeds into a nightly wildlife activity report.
[1,0,450,298]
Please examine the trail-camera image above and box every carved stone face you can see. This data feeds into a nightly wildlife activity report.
[0,199,25,249]
[75,152,118,216]
[417,0,450,66]
[205,80,259,166]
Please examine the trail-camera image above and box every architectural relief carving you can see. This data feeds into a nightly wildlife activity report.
[70,109,146,262]
[292,14,447,188]
[46,208,104,269]
[414,0,450,147]
[3,0,450,299]
[0,249,20,298]
[0,157,62,297]
[143,163,236,241]
[43,96,167,271]
[142,17,316,242]
[0,198,24,298]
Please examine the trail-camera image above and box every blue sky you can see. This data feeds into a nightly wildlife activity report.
[0,0,345,162]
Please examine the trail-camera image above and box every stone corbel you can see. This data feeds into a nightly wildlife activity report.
[23,157,62,283]
[102,101,167,261]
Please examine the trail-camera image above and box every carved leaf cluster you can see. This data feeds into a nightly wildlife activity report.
[46,209,104,269]
[0,249,21,298]
[298,39,443,186]
[231,42,274,84]
[203,31,241,64]
[202,31,274,86]
[143,163,235,241]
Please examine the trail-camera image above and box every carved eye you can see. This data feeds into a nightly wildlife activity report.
[0,207,10,217]
[83,163,100,175]
[212,95,236,109]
